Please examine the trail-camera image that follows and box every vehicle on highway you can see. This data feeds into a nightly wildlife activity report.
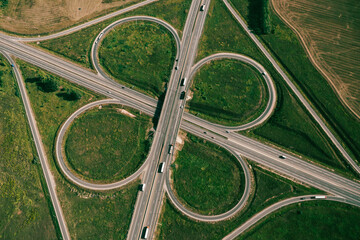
[262,72,266,76]
[225,130,230,133]
[180,77,187,86]
[180,91,186,99]
[158,162,165,173]
[311,196,327,199]
[279,155,286,159]
[168,144,174,154]
[200,4,206,11]
[139,184,146,191]
[175,66,178,70]
[142,226,149,239]
[106,90,111,94]
[11,64,14,67]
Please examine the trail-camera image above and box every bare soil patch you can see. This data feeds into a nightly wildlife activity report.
[271,0,360,118]
[0,0,140,35]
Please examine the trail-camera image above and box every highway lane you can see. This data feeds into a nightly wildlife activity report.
[2,30,360,215]
[2,32,360,211]
[2,0,158,42]
[128,1,206,238]
[1,51,70,240]
[188,53,276,131]
[222,195,360,240]
[222,0,360,174]
[2,9,360,233]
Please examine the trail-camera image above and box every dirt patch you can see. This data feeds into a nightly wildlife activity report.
[116,108,136,118]
[271,0,360,119]
[0,0,140,35]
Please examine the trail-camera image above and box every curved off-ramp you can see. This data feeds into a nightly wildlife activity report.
[165,145,252,222]
[189,53,277,132]
[223,195,360,240]
[55,99,153,191]
[91,15,181,80]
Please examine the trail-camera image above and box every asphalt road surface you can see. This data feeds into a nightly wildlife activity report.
[1,51,70,240]
[1,0,360,239]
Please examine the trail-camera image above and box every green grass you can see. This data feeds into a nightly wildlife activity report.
[18,60,139,239]
[239,201,360,240]
[229,0,360,167]
[0,55,57,239]
[196,0,353,176]
[65,104,152,182]
[158,163,321,239]
[188,59,268,126]
[172,134,244,215]
[35,0,192,69]
[99,21,176,98]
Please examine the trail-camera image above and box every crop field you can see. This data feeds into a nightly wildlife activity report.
[18,60,140,239]
[240,200,360,240]
[99,21,176,98]
[0,56,57,239]
[172,134,244,215]
[65,104,152,183]
[0,0,141,35]
[272,0,360,119]
[188,59,268,126]
[158,163,320,239]
[34,0,192,69]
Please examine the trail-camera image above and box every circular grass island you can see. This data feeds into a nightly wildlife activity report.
[188,59,269,126]
[64,104,152,183]
[172,134,245,215]
[99,21,176,98]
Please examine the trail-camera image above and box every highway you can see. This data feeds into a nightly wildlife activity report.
[222,195,360,240]
[222,0,360,175]
[1,0,360,239]
[2,17,360,228]
[1,51,70,240]
[128,1,210,239]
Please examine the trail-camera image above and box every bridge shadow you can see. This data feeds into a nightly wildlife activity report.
[152,90,166,130]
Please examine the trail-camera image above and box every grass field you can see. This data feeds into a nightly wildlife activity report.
[239,201,360,240]
[18,60,139,239]
[99,21,176,98]
[158,163,320,239]
[188,59,268,126]
[272,0,360,118]
[0,55,57,239]
[172,134,244,215]
[36,0,192,69]
[0,0,141,35]
[228,0,360,168]
[196,0,354,176]
[65,104,152,183]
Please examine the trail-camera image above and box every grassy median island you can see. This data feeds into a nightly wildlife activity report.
[188,59,268,126]
[65,104,152,183]
[0,56,57,239]
[35,0,191,69]
[99,21,176,98]
[172,134,244,215]
[158,163,321,239]
[240,201,360,240]
[18,61,139,239]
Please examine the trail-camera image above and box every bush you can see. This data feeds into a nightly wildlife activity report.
[248,0,271,34]
[37,76,59,92]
